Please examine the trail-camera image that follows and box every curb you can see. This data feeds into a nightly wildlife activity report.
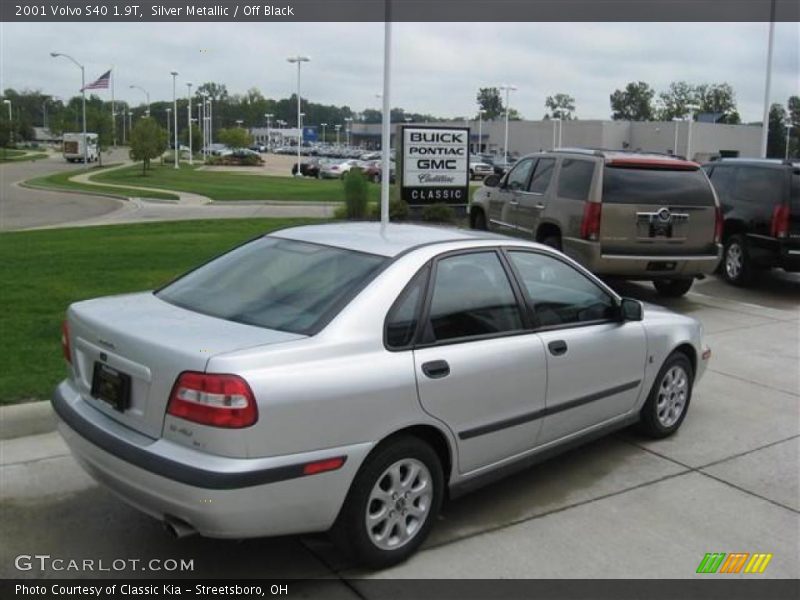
[0,400,56,440]
[18,180,132,203]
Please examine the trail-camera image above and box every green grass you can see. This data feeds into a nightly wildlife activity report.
[25,165,180,201]
[0,218,317,404]
[0,149,49,163]
[92,163,383,202]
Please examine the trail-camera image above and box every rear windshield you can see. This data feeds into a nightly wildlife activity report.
[157,237,387,335]
[602,166,715,206]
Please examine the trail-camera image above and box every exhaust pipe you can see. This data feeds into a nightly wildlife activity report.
[164,516,197,539]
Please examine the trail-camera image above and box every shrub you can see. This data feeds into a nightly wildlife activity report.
[389,198,410,221]
[342,168,368,219]
[421,202,456,223]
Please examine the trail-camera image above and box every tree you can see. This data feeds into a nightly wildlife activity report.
[767,104,788,159]
[788,95,800,159]
[610,81,655,121]
[129,117,167,175]
[476,87,505,120]
[544,93,576,120]
[657,81,696,120]
[695,83,740,124]
[217,127,252,148]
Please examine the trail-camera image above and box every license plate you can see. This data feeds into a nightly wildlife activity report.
[91,362,131,412]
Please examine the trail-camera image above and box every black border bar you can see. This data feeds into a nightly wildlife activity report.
[2,0,799,23]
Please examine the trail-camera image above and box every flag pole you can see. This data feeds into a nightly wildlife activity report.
[111,65,116,148]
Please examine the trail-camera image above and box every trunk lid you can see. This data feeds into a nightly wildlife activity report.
[599,162,718,256]
[67,292,305,439]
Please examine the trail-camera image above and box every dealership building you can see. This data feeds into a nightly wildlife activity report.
[344,119,762,162]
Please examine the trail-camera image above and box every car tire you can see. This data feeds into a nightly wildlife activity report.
[722,234,754,286]
[332,436,444,569]
[652,278,693,297]
[540,235,562,251]
[471,209,487,230]
[637,352,694,438]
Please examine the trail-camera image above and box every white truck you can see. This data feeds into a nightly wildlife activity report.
[62,133,99,163]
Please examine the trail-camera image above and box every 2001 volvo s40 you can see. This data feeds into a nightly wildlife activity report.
[54,223,710,568]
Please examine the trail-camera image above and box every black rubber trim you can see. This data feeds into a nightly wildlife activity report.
[52,389,346,490]
[458,379,641,440]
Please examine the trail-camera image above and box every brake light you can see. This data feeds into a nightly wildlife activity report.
[168,372,258,428]
[770,203,790,239]
[580,202,602,240]
[714,206,723,244]
[61,320,72,364]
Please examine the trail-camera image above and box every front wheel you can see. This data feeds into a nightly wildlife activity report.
[332,436,443,569]
[653,278,693,297]
[637,352,694,438]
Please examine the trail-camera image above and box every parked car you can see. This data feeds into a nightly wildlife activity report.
[702,159,800,285]
[249,144,267,153]
[470,155,494,180]
[361,160,397,184]
[321,159,363,179]
[469,149,723,297]
[291,157,324,178]
[54,222,709,569]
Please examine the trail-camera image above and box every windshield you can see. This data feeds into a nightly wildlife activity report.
[157,237,387,335]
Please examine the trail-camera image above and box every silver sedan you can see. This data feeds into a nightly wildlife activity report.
[53,222,710,568]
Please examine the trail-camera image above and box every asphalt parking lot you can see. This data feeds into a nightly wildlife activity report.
[1,269,797,588]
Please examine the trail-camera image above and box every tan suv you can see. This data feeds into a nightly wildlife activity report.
[469,149,723,297]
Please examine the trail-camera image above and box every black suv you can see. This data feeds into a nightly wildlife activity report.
[703,159,800,285]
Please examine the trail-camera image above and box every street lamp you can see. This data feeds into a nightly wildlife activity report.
[335,123,341,146]
[50,52,87,166]
[320,122,327,144]
[786,124,792,160]
[287,55,310,177]
[166,108,171,153]
[265,113,274,150]
[129,85,150,116]
[235,119,244,127]
[476,109,485,154]
[344,117,353,147]
[170,71,178,169]
[3,100,11,147]
[685,104,699,162]
[551,117,563,149]
[186,82,193,165]
[671,117,682,156]
[499,84,517,164]
[199,93,207,159]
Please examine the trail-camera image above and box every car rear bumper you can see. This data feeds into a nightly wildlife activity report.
[564,238,722,278]
[747,235,800,272]
[52,379,371,539]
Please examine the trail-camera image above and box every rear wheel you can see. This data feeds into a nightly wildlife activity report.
[722,234,754,286]
[637,352,694,438]
[653,278,693,297]
[471,209,487,230]
[332,436,443,569]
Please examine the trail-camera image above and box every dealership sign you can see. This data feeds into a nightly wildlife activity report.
[400,126,469,205]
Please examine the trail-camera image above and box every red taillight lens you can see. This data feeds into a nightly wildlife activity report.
[580,202,602,240]
[61,320,72,364]
[714,206,723,244]
[770,203,790,239]
[167,372,258,428]
[302,457,346,476]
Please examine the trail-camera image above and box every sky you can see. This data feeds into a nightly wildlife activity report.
[1,21,798,122]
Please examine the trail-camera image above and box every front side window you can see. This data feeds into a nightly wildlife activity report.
[557,159,596,201]
[508,251,616,327]
[157,237,386,334]
[528,158,555,194]
[424,252,523,343]
[505,159,535,191]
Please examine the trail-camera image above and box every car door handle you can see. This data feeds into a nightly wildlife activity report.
[509,199,519,206]
[547,340,568,356]
[535,202,545,209]
[422,360,450,379]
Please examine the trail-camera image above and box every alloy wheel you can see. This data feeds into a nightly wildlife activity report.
[656,365,689,428]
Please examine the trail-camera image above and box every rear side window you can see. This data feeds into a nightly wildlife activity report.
[707,165,736,198]
[557,159,595,200]
[425,252,523,343]
[385,266,429,349]
[734,167,785,204]
[602,167,715,206]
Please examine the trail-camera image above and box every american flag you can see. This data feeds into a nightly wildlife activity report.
[82,70,111,91]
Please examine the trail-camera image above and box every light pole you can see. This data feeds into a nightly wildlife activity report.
[265,113,273,150]
[760,2,776,158]
[199,94,206,159]
[320,122,327,144]
[552,117,562,149]
[3,100,11,147]
[499,84,517,164]
[50,52,87,166]
[476,109,485,154]
[345,117,353,146]
[170,71,178,169]
[186,82,193,165]
[686,104,699,162]
[129,85,150,116]
[166,108,171,154]
[786,124,792,160]
[335,123,341,146]
[672,117,682,156]
[287,55,310,177]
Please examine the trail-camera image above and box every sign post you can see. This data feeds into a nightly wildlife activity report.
[400,125,470,208]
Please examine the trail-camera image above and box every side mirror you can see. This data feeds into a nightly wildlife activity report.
[483,174,501,188]
[620,298,643,322]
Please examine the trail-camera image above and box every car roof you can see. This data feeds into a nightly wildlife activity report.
[704,158,798,169]
[270,222,510,257]
[547,148,699,169]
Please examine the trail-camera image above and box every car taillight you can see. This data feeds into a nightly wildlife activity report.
[168,372,258,428]
[770,203,790,239]
[580,202,602,240]
[714,206,723,244]
[61,320,72,364]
